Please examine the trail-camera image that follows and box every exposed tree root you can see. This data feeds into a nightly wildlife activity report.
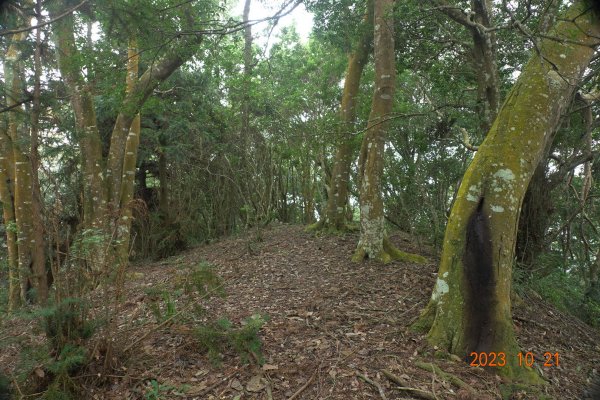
[352,237,427,264]
[305,219,358,235]
[415,361,475,393]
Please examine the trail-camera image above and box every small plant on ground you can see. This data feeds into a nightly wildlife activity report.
[194,314,268,365]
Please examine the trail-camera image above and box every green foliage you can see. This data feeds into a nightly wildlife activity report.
[194,314,268,366]
[145,287,179,323]
[0,371,11,400]
[8,298,97,398]
[41,298,95,352]
[143,379,183,400]
[183,262,225,297]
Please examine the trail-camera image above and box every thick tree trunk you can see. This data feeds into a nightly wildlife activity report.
[417,1,600,381]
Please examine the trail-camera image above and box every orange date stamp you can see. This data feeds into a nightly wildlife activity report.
[468,351,560,368]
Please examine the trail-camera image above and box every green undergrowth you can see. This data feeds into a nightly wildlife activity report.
[194,314,268,366]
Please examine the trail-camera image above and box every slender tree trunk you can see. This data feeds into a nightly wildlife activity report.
[158,148,170,223]
[310,2,373,232]
[0,122,19,310]
[52,0,202,279]
[353,0,425,264]
[417,1,600,381]
[30,2,48,302]
[471,0,500,133]
[116,40,141,264]
[4,29,48,302]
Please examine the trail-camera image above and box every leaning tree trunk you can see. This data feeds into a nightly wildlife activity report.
[352,0,426,264]
[417,0,600,382]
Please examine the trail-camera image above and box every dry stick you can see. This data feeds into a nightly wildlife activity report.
[194,370,239,399]
[381,370,436,400]
[288,370,317,400]
[356,372,387,400]
[414,361,476,393]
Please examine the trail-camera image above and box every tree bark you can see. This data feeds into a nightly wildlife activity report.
[326,4,373,230]
[115,39,141,264]
[353,0,425,264]
[417,0,600,381]
[0,122,19,310]
[4,28,48,303]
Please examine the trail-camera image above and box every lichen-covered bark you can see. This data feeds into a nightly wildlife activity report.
[418,0,600,381]
[432,0,500,133]
[471,0,500,133]
[53,7,106,232]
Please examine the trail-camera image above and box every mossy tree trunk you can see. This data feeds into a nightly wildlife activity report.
[417,1,600,381]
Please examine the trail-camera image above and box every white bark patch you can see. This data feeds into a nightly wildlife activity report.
[494,169,515,181]
[380,94,392,100]
[432,277,449,301]
[466,184,481,202]
[491,205,504,213]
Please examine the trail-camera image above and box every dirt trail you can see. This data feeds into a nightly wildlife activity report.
[2,223,600,399]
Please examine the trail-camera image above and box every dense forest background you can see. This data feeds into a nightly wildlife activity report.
[1,0,600,398]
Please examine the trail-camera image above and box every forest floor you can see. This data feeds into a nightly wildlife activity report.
[2,223,600,399]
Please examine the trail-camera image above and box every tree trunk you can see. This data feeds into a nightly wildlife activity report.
[417,1,600,381]
[310,2,373,232]
[471,0,500,133]
[51,0,203,282]
[4,29,48,303]
[0,122,19,310]
[115,39,141,264]
[353,0,426,264]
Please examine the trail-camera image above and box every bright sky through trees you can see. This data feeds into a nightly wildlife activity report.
[232,0,314,47]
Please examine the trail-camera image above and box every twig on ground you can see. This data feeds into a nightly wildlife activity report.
[288,370,317,400]
[381,369,436,400]
[356,371,387,400]
[193,370,239,398]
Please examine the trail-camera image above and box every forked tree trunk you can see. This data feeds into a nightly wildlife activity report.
[417,1,600,381]
[51,0,202,280]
